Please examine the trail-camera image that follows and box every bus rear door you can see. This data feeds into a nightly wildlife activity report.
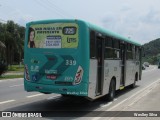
[96,35,105,95]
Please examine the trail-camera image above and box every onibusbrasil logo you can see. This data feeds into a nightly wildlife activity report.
[1,112,42,118]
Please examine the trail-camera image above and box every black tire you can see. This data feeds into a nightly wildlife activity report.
[107,79,116,101]
[61,94,70,97]
[61,94,73,98]
[41,92,51,94]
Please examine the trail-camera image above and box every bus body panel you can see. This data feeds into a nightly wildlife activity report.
[103,60,121,93]
[24,80,88,96]
[88,60,97,98]
[125,60,135,86]
[88,59,122,99]
[125,60,140,86]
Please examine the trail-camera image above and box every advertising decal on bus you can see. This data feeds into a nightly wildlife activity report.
[28,23,79,49]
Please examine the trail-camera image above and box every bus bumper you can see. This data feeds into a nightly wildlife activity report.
[24,81,88,97]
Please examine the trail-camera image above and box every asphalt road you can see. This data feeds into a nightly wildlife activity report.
[0,65,159,120]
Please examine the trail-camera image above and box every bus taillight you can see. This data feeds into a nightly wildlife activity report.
[73,66,83,85]
[24,65,30,80]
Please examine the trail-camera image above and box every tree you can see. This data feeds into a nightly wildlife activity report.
[0,21,25,66]
[143,38,160,64]
[0,40,7,76]
[13,25,25,64]
[0,41,6,60]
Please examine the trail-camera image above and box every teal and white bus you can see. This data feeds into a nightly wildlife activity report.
[24,19,142,101]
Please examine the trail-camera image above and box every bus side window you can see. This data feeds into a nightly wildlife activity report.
[113,39,120,59]
[105,37,114,59]
[132,45,136,60]
[127,43,133,60]
[90,30,96,59]
[135,46,140,60]
[105,37,113,47]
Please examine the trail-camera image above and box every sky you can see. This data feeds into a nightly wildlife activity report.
[0,0,160,44]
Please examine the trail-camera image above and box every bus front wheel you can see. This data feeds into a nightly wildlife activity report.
[107,79,116,101]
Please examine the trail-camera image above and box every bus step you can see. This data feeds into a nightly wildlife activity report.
[120,86,125,90]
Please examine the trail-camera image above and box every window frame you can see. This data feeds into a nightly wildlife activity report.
[127,43,133,60]
[89,30,96,59]
[105,36,121,60]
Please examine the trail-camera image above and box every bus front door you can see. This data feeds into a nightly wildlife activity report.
[96,36,104,96]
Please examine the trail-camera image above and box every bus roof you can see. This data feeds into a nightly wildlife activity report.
[26,19,141,46]
[85,21,141,46]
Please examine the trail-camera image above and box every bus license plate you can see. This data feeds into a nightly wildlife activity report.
[46,74,57,80]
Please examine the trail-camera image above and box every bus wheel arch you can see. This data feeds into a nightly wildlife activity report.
[107,77,116,101]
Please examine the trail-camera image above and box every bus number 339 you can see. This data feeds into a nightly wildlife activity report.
[65,60,76,66]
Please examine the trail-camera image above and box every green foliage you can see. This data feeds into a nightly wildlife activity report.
[143,38,160,64]
[0,21,25,65]
[8,65,24,72]
[0,75,23,80]
[0,63,7,76]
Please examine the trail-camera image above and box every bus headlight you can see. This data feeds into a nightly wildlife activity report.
[73,66,83,85]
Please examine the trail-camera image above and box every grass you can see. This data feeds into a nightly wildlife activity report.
[0,64,24,80]
[0,75,24,80]
[8,64,24,72]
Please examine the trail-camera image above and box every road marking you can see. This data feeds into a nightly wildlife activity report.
[47,95,60,100]
[0,78,23,83]
[0,100,15,105]
[92,78,160,120]
[127,87,153,107]
[100,99,117,108]
[9,84,23,87]
[100,102,113,108]
[26,94,43,98]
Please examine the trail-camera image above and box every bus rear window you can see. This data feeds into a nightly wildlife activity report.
[27,23,79,49]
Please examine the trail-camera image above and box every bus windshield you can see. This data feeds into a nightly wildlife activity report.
[27,23,79,49]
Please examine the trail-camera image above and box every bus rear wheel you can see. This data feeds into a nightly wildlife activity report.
[61,94,73,97]
[107,79,116,101]
[61,94,69,97]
